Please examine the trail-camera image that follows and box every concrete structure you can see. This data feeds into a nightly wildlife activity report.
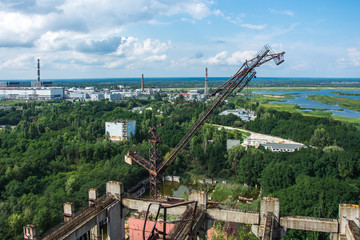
[163,175,181,182]
[219,108,257,121]
[89,93,104,101]
[0,87,64,100]
[0,81,20,87]
[68,92,89,100]
[105,120,136,141]
[63,202,75,222]
[25,181,360,240]
[262,142,304,152]
[104,92,122,101]
[40,181,125,240]
[227,139,241,150]
[242,138,269,148]
[23,224,38,240]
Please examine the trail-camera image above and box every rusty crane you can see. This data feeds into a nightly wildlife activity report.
[125,44,285,199]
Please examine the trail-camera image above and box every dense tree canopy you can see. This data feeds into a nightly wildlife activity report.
[0,96,360,240]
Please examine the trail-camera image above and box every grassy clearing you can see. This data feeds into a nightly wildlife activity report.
[307,95,360,112]
[332,116,360,125]
[260,100,359,123]
[331,91,360,96]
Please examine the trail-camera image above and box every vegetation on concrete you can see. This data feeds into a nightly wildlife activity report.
[210,221,257,240]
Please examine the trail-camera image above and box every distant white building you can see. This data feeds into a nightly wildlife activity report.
[219,109,257,121]
[0,87,64,100]
[68,92,89,100]
[262,143,304,152]
[242,138,268,148]
[104,92,122,101]
[132,107,144,113]
[105,120,136,141]
[90,93,105,101]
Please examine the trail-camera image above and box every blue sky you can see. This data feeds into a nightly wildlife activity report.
[0,0,359,79]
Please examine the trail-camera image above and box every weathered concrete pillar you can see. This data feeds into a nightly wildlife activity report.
[63,202,75,222]
[106,181,123,200]
[89,188,98,206]
[252,197,284,239]
[89,188,99,240]
[23,224,37,240]
[338,204,360,240]
[189,190,207,207]
[106,181,125,240]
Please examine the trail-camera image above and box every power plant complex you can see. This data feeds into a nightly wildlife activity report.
[0,59,63,100]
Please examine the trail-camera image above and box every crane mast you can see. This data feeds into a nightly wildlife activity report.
[125,45,285,198]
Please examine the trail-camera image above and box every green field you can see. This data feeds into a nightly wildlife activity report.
[307,95,360,112]
[331,91,360,96]
[248,94,360,124]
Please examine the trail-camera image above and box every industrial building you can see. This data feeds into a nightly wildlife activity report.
[0,87,64,100]
[219,109,257,121]
[105,120,136,141]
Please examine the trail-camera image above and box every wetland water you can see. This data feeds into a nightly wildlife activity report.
[252,89,360,119]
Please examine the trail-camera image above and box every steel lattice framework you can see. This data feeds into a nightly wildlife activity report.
[125,45,285,199]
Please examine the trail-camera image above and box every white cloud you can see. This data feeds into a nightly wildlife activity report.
[205,50,256,66]
[0,54,36,69]
[241,24,267,30]
[0,0,215,49]
[347,48,360,66]
[185,2,211,20]
[269,8,294,17]
[338,48,360,67]
[226,51,257,65]
[35,31,72,51]
[206,51,228,65]
[145,54,167,62]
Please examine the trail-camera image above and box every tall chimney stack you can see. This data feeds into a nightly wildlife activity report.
[37,59,40,84]
[205,67,208,95]
[141,74,144,92]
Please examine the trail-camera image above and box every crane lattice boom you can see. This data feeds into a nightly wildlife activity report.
[157,45,284,174]
[125,45,285,198]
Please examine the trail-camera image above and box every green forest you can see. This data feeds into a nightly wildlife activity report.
[0,95,360,239]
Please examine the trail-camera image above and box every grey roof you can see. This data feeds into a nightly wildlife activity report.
[227,139,241,150]
[262,143,303,150]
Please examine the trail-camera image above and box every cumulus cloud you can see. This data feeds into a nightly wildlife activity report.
[226,51,257,65]
[338,48,360,67]
[206,51,228,65]
[205,50,256,65]
[76,37,125,54]
[0,54,36,69]
[0,0,215,49]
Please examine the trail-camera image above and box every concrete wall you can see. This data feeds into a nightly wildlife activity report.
[207,209,259,225]
[0,87,64,99]
[106,122,125,141]
[280,216,338,233]
[107,201,125,240]
[122,198,187,216]
[126,121,136,138]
